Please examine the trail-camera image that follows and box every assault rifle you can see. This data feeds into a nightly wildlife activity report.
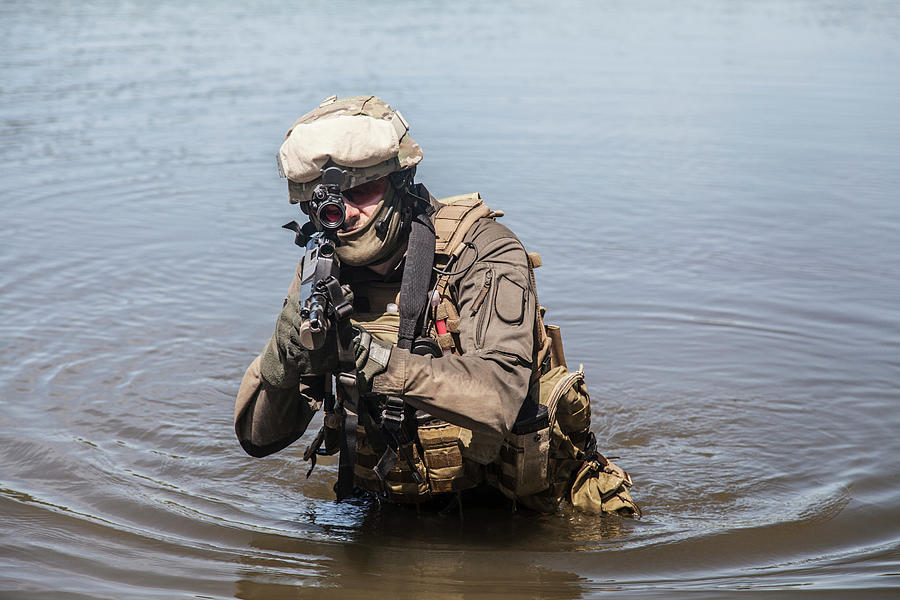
[284,166,427,495]
[283,167,357,482]
[282,166,355,356]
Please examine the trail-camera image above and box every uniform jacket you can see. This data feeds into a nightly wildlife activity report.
[234,215,537,466]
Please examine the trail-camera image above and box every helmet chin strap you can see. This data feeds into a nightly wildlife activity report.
[379,168,420,236]
[375,203,395,236]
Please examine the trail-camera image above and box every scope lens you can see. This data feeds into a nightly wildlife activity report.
[320,203,344,226]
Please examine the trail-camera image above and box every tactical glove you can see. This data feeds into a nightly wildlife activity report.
[259,292,340,388]
[352,325,393,395]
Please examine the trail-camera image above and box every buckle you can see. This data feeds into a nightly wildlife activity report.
[540,351,552,375]
[381,396,405,434]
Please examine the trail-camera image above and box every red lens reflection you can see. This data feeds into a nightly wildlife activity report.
[321,204,343,224]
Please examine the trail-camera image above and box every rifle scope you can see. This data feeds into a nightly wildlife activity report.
[310,167,348,231]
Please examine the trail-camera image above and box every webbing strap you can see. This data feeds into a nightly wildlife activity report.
[526,252,549,382]
[324,276,355,363]
[397,184,436,350]
[335,372,359,500]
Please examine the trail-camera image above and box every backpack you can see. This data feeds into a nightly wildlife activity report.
[432,194,640,516]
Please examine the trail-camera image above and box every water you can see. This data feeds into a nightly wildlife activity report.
[2,1,899,597]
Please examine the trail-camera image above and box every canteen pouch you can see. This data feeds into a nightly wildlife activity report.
[569,454,641,518]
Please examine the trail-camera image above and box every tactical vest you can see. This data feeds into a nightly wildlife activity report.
[343,194,639,515]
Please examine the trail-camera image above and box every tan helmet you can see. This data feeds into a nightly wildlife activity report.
[277,94,424,204]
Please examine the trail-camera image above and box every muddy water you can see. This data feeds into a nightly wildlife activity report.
[2,1,899,598]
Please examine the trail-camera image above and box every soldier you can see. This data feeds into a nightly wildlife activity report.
[234,95,638,516]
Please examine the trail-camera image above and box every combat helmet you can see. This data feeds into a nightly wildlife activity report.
[277,94,423,205]
[277,95,425,266]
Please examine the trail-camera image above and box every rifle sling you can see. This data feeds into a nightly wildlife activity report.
[335,372,359,501]
[336,185,435,500]
[374,187,435,491]
[397,185,436,350]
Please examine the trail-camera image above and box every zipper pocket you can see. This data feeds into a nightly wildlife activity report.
[473,269,494,348]
[470,269,493,315]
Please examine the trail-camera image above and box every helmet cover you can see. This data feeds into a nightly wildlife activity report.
[278,95,423,204]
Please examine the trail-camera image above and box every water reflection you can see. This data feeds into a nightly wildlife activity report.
[237,521,588,599]
[231,491,640,598]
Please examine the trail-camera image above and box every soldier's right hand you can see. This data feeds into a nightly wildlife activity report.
[259,293,339,388]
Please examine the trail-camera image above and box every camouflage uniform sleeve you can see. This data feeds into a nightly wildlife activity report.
[233,259,324,457]
[371,219,535,458]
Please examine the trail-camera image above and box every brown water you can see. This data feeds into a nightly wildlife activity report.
[2,1,899,598]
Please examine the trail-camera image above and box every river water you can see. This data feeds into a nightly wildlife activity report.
[2,1,899,598]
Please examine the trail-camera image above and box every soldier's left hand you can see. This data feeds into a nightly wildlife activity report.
[351,325,392,394]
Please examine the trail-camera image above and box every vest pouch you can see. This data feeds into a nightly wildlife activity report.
[350,311,400,345]
[382,440,430,503]
[490,365,603,513]
[354,425,429,502]
[495,401,551,498]
[417,416,478,493]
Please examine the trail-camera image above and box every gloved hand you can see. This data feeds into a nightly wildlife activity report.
[259,292,340,388]
[352,325,393,395]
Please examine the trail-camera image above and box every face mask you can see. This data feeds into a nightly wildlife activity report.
[335,183,404,267]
